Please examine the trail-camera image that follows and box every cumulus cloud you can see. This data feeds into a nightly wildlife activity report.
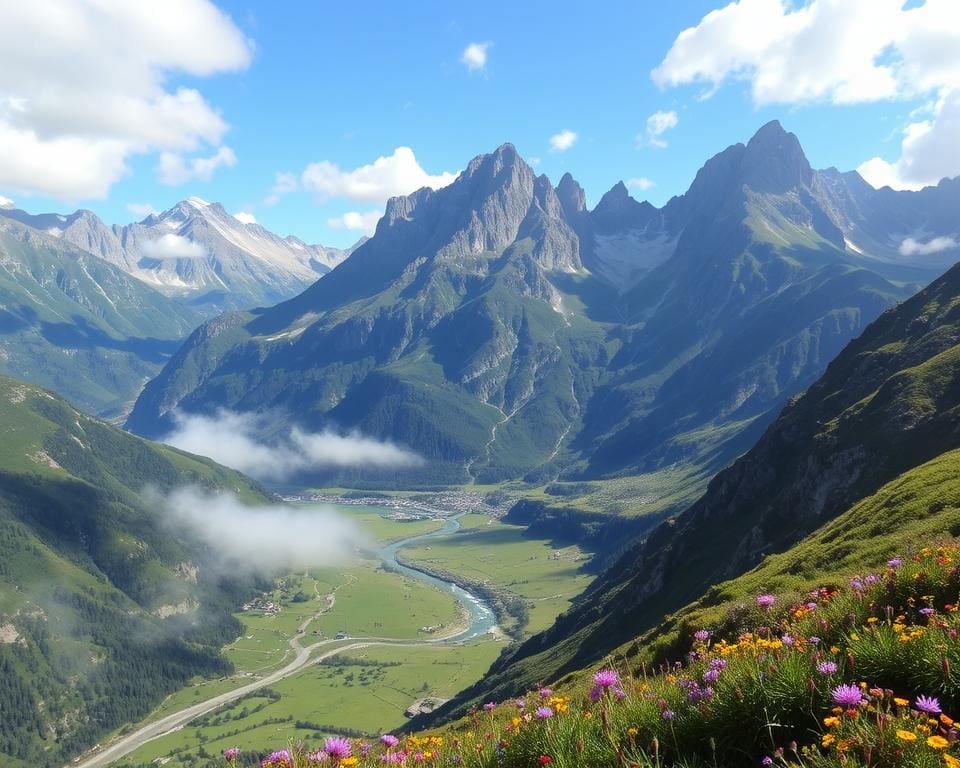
[126,202,158,218]
[326,210,382,235]
[162,409,424,482]
[150,486,364,573]
[653,0,960,190]
[461,42,491,72]
[549,130,578,153]
[233,211,257,225]
[140,233,207,260]
[158,146,237,185]
[0,195,14,209]
[0,0,251,200]
[858,90,960,190]
[643,111,678,149]
[301,148,456,205]
[265,171,299,206]
[898,235,958,257]
[627,177,655,191]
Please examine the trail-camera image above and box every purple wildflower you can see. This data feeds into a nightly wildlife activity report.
[806,602,818,610]
[262,751,293,768]
[817,661,838,675]
[781,634,795,647]
[703,668,720,684]
[614,687,627,700]
[515,698,526,708]
[832,683,864,708]
[538,687,553,697]
[762,758,774,766]
[808,636,821,645]
[381,753,407,765]
[589,685,602,703]
[662,709,675,720]
[535,706,554,718]
[594,669,620,688]
[381,735,399,748]
[483,702,496,712]
[915,695,942,714]
[849,578,865,592]
[224,748,241,761]
[324,737,352,759]
[693,629,711,642]
[756,594,776,609]
[920,607,935,617]
[887,558,903,568]
[865,574,879,585]
[710,658,728,671]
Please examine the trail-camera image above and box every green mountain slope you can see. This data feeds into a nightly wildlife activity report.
[128,124,927,500]
[0,218,201,418]
[0,375,267,768]
[429,256,960,715]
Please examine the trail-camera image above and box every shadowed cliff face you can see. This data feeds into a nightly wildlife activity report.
[127,122,954,490]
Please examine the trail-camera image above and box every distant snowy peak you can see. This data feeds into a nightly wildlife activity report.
[0,199,356,313]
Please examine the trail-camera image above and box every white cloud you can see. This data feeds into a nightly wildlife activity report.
[151,487,364,573]
[461,42,491,72]
[0,195,14,209]
[301,147,457,205]
[126,202,158,218]
[0,0,251,200]
[327,210,382,235]
[644,111,678,148]
[549,130,578,153]
[528,156,542,168]
[265,171,299,206]
[158,146,237,185]
[233,211,257,225]
[140,233,207,260]
[858,89,960,190]
[627,177,655,191]
[898,235,958,257]
[162,409,424,482]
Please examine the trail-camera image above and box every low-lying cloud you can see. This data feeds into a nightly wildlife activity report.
[162,409,424,481]
[899,235,958,257]
[141,233,207,260]
[149,486,364,572]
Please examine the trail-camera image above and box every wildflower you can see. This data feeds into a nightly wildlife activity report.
[661,709,675,720]
[538,757,552,766]
[762,758,773,766]
[514,699,526,709]
[538,687,553,697]
[897,730,918,742]
[928,735,950,749]
[832,683,863,707]
[888,558,903,568]
[341,760,358,767]
[381,735,400,748]
[894,697,910,706]
[945,755,960,768]
[693,629,711,642]
[703,668,720,683]
[781,634,795,646]
[942,714,955,727]
[262,751,294,768]
[822,734,836,747]
[380,754,407,765]
[483,702,496,712]
[614,687,627,700]
[594,669,620,689]
[627,727,639,737]
[224,748,241,761]
[916,695,943,714]
[324,737,352,760]
[535,706,554,719]
[921,607,936,616]
[808,636,821,645]
[823,716,840,728]
[817,661,838,675]
[756,594,776,609]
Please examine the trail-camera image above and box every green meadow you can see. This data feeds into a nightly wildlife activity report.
[400,513,594,635]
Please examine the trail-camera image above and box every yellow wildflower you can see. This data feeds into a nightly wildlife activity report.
[628,727,638,738]
[944,754,960,768]
[894,697,910,706]
[897,729,918,742]
[821,734,836,748]
[928,735,949,750]
[341,760,359,767]
[823,716,841,728]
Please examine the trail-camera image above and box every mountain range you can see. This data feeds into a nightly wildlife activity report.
[127,122,958,506]
[423,218,960,723]
[0,198,356,314]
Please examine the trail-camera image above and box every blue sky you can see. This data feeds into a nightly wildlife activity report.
[1,1,958,247]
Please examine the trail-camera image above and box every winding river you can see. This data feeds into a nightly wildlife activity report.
[70,509,499,768]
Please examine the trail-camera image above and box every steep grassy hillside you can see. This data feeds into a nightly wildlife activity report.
[0,376,267,767]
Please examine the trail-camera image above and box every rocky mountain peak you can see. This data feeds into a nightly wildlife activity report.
[741,119,813,193]
[591,181,657,234]
[556,173,587,217]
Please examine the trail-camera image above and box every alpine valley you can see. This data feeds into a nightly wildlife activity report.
[3,119,960,768]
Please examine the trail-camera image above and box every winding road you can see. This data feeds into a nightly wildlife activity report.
[69,514,498,768]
